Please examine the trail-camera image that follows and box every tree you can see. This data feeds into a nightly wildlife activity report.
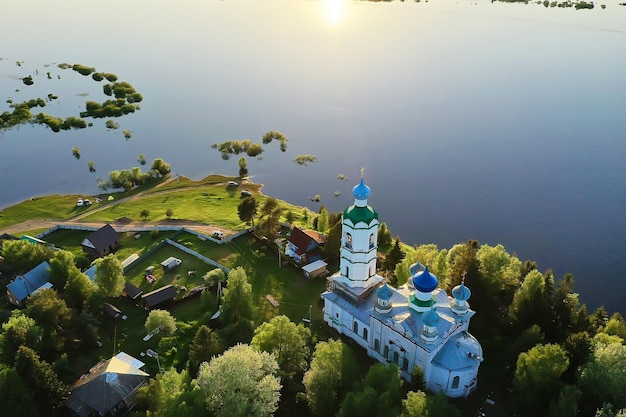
[549,385,581,417]
[221,267,254,322]
[145,309,177,337]
[165,208,174,219]
[151,158,171,176]
[238,196,258,226]
[0,311,42,364]
[203,268,226,288]
[251,315,311,379]
[144,367,204,417]
[402,390,427,417]
[25,288,73,358]
[238,156,248,177]
[579,334,626,410]
[14,346,67,413]
[197,344,281,417]
[394,244,449,288]
[303,339,359,416]
[409,365,427,392]
[477,243,522,296]
[188,325,223,377]
[424,391,461,417]
[140,209,150,219]
[48,249,77,289]
[339,363,403,417]
[562,331,592,383]
[323,221,342,262]
[508,269,550,332]
[93,254,125,297]
[0,365,37,417]
[377,222,392,250]
[383,238,405,277]
[317,206,329,233]
[256,197,283,240]
[1,240,53,274]
[514,343,569,415]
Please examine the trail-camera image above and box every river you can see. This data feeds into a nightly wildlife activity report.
[1,0,625,313]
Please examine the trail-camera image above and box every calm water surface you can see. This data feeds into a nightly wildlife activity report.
[1,0,625,313]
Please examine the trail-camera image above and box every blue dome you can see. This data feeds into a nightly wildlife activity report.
[452,283,471,301]
[423,307,440,327]
[376,283,393,301]
[352,178,371,200]
[412,266,438,293]
[408,262,422,276]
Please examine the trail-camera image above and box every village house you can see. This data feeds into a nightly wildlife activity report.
[81,224,120,258]
[5,261,53,307]
[65,353,149,417]
[284,226,324,264]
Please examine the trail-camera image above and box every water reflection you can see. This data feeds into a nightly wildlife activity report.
[324,0,348,26]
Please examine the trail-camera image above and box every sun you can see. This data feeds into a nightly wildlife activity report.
[324,0,347,26]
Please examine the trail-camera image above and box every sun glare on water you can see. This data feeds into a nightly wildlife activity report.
[324,0,348,26]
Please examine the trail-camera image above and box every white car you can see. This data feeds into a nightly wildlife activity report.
[76,198,84,207]
[227,181,239,187]
[212,231,224,239]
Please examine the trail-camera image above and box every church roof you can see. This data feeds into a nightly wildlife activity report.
[412,266,438,293]
[352,178,371,201]
[432,331,483,371]
[376,283,394,301]
[323,282,475,353]
[423,307,440,327]
[452,283,471,301]
[343,205,378,225]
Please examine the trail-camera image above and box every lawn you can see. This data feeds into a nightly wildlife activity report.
[0,194,86,228]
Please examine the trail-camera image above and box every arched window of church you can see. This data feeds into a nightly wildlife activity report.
[346,266,349,278]
[374,339,380,352]
[345,233,352,249]
[353,321,358,334]
[383,345,389,359]
[369,233,375,249]
[402,358,409,371]
[362,328,368,341]
[451,376,460,389]
[393,351,399,364]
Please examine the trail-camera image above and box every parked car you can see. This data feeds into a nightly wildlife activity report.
[211,231,224,239]
[227,181,238,187]
[76,198,83,207]
[241,190,252,197]
[84,199,92,206]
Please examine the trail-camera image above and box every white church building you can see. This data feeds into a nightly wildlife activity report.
[322,177,483,398]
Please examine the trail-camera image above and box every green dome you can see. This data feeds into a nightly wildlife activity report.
[343,205,378,225]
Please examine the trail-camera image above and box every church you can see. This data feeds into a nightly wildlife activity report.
[321,176,483,398]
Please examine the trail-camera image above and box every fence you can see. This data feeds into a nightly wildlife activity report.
[164,239,230,273]
[36,223,253,245]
